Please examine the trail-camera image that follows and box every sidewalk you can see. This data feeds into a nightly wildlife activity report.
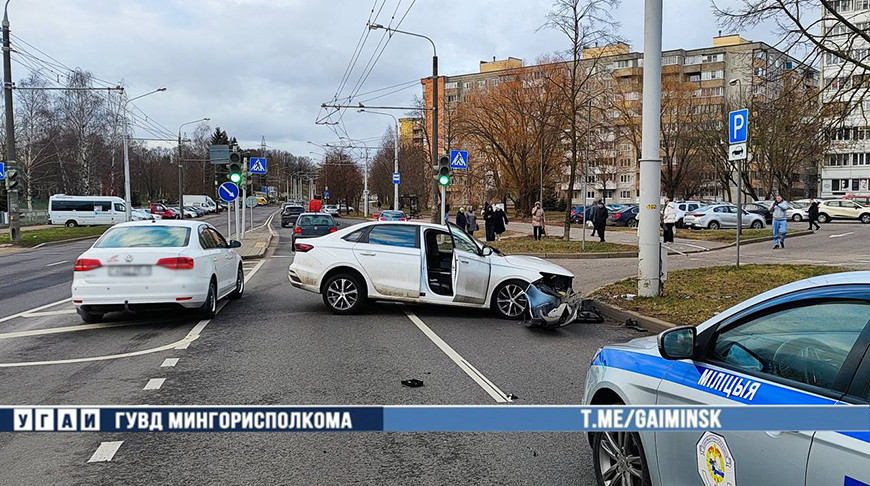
[237,227,274,260]
[0,224,54,235]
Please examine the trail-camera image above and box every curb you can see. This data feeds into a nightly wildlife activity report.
[513,252,638,259]
[30,235,102,249]
[592,299,676,334]
[708,230,815,249]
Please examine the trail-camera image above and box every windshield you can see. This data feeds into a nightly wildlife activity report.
[94,226,191,248]
[297,215,334,226]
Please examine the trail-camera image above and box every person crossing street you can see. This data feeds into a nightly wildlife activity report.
[770,195,790,249]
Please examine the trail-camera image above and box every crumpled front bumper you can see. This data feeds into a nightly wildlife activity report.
[525,284,584,329]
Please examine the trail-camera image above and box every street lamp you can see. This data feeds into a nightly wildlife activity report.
[369,23,440,222]
[177,117,210,219]
[358,108,400,210]
[122,87,167,221]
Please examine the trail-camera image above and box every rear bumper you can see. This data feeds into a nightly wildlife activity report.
[72,279,209,309]
[525,284,582,329]
[287,268,319,293]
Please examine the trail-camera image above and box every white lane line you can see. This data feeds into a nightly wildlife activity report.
[174,342,191,350]
[161,358,179,367]
[0,298,72,324]
[143,378,165,390]
[830,232,855,239]
[45,260,69,267]
[678,242,710,250]
[20,309,78,318]
[0,321,145,339]
[400,305,510,403]
[271,255,293,258]
[87,441,123,463]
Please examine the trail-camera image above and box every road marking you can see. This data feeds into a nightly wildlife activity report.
[20,309,78,318]
[400,305,510,403]
[161,358,179,367]
[88,441,123,463]
[174,342,191,350]
[0,298,72,324]
[45,260,69,267]
[271,255,293,258]
[830,232,855,239]
[679,242,710,250]
[0,321,147,339]
[143,378,165,390]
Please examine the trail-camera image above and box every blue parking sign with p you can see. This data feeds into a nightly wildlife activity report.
[729,109,748,144]
[0,162,5,180]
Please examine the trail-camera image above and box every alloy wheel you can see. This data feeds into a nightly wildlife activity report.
[496,283,528,318]
[597,431,645,486]
[327,278,358,311]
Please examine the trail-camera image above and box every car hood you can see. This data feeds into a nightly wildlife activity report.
[493,255,574,278]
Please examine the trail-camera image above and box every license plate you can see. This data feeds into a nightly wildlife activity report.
[108,265,152,277]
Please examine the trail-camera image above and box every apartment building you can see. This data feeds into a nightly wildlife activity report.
[820,1,870,198]
[422,35,817,205]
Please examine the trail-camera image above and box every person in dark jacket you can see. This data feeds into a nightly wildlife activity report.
[493,204,509,239]
[455,207,467,233]
[592,200,608,242]
[483,203,496,241]
[807,200,821,231]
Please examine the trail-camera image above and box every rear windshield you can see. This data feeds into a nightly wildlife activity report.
[298,215,334,226]
[94,226,191,248]
[283,206,304,213]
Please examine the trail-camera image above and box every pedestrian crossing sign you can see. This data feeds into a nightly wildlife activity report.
[449,150,468,170]
[249,157,267,175]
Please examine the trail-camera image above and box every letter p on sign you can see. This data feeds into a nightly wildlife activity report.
[729,109,748,144]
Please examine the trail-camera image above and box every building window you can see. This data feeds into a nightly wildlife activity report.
[702,53,724,63]
[619,174,631,183]
[477,80,486,88]
[444,82,458,90]
[587,191,596,199]
[830,0,853,12]
[489,79,499,87]
[696,87,724,97]
[662,55,681,66]
[463,82,472,90]
[620,190,632,199]
[685,55,702,65]
[586,176,596,184]
[447,95,457,103]
[701,70,725,81]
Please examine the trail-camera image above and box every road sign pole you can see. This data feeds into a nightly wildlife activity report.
[241,183,247,236]
[227,201,232,240]
[440,185,446,225]
[736,159,742,268]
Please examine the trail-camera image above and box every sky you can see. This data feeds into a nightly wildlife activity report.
[8,0,779,158]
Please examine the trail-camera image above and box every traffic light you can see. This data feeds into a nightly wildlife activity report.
[227,152,242,184]
[436,155,451,186]
[5,168,19,191]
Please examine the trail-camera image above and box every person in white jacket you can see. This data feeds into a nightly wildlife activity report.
[662,198,677,243]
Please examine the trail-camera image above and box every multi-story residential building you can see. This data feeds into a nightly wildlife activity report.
[421,35,817,205]
[399,117,426,148]
[820,1,870,199]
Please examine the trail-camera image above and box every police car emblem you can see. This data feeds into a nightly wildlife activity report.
[696,431,735,486]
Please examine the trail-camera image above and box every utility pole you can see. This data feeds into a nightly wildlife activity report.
[177,118,210,219]
[582,97,592,252]
[638,0,664,297]
[3,4,19,242]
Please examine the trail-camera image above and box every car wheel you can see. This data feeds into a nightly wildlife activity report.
[78,308,103,324]
[322,273,366,315]
[750,220,763,229]
[291,236,296,250]
[627,219,638,228]
[861,213,870,224]
[65,220,78,228]
[229,265,244,300]
[818,213,830,224]
[708,220,720,230]
[492,280,529,320]
[592,429,652,486]
[792,214,802,222]
[199,280,217,319]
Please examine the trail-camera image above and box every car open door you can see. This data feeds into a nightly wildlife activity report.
[448,225,490,304]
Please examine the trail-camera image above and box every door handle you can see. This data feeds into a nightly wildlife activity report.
[459,259,470,264]
[359,252,377,257]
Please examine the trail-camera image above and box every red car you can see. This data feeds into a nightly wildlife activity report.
[150,203,179,219]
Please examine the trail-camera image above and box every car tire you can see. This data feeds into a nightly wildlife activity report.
[818,213,830,224]
[322,273,366,315]
[199,280,217,319]
[78,308,103,324]
[750,220,763,229]
[791,214,802,222]
[627,219,638,228]
[708,220,720,230]
[229,265,244,300]
[491,279,530,320]
[591,426,652,486]
[861,213,870,224]
[65,220,78,228]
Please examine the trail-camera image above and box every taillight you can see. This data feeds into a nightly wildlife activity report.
[379,217,386,221]
[329,227,336,233]
[614,213,621,219]
[295,243,314,252]
[692,213,705,217]
[399,218,407,221]
[157,257,195,270]
[294,226,302,234]
[74,259,101,271]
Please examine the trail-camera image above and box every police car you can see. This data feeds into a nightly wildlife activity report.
[584,271,870,486]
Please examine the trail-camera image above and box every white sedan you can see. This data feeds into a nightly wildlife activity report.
[288,221,582,327]
[72,220,244,323]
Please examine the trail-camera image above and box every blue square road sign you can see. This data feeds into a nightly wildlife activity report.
[249,157,267,175]
[729,109,748,144]
[0,162,5,180]
[449,150,468,170]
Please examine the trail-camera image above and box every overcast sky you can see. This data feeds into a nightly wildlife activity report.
[9,0,779,157]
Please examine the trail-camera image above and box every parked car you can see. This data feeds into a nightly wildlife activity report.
[184,195,219,213]
[378,210,408,222]
[673,201,707,228]
[754,200,807,222]
[607,206,640,228]
[817,199,870,224]
[130,208,157,221]
[287,221,582,327]
[323,204,340,216]
[583,270,870,486]
[843,194,870,207]
[292,212,339,247]
[570,205,595,225]
[71,220,244,323]
[281,204,305,227]
[743,202,772,224]
[150,203,179,219]
[185,205,206,218]
[171,206,198,219]
[338,204,355,214]
[683,204,765,230]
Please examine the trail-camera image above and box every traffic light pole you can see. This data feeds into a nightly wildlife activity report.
[441,186,446,225]
[3,7,20,242]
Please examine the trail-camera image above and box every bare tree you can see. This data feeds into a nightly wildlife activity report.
[15,74,57,210]
[56,70,107,194]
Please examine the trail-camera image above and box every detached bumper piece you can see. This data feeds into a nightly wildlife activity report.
[525,275,604,329]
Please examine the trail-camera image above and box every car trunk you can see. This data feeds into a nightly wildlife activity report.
[75,248,186,284]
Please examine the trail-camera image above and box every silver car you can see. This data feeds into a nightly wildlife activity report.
[583,271,870,486]
[683,204,765,230]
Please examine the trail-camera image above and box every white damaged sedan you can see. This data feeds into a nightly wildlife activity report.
[288,221,581,327]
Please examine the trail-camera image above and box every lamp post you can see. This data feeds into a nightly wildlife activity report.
[369,23,439,222]
[358,108,399,210]
[122,87,167,221]
[177,117,209,219]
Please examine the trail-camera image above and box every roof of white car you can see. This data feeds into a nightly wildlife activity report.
[110,220,211,229]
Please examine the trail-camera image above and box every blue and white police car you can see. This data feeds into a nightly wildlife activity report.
[584,271,870,486]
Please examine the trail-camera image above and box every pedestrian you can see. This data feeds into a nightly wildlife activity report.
[456,206,467,232]
[807,200,821,231]
[770,195,790,249]
[531,201,546,241]
[466,206,479,237]
[494,204,509,240]
[484,203,496,242]
[663,197,677,243]
[592,200,608,243]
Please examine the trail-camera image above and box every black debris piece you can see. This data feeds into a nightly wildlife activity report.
[401,379,424,388]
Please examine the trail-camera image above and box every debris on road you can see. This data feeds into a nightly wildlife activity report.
[401,379,424,388]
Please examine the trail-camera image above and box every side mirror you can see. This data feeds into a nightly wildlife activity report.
[657,325,696,360]
[229,240,242,249]
[481,246,493,257]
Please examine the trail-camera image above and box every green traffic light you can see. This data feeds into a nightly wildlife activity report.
[438,175,450,186]
[230,173,242,183]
